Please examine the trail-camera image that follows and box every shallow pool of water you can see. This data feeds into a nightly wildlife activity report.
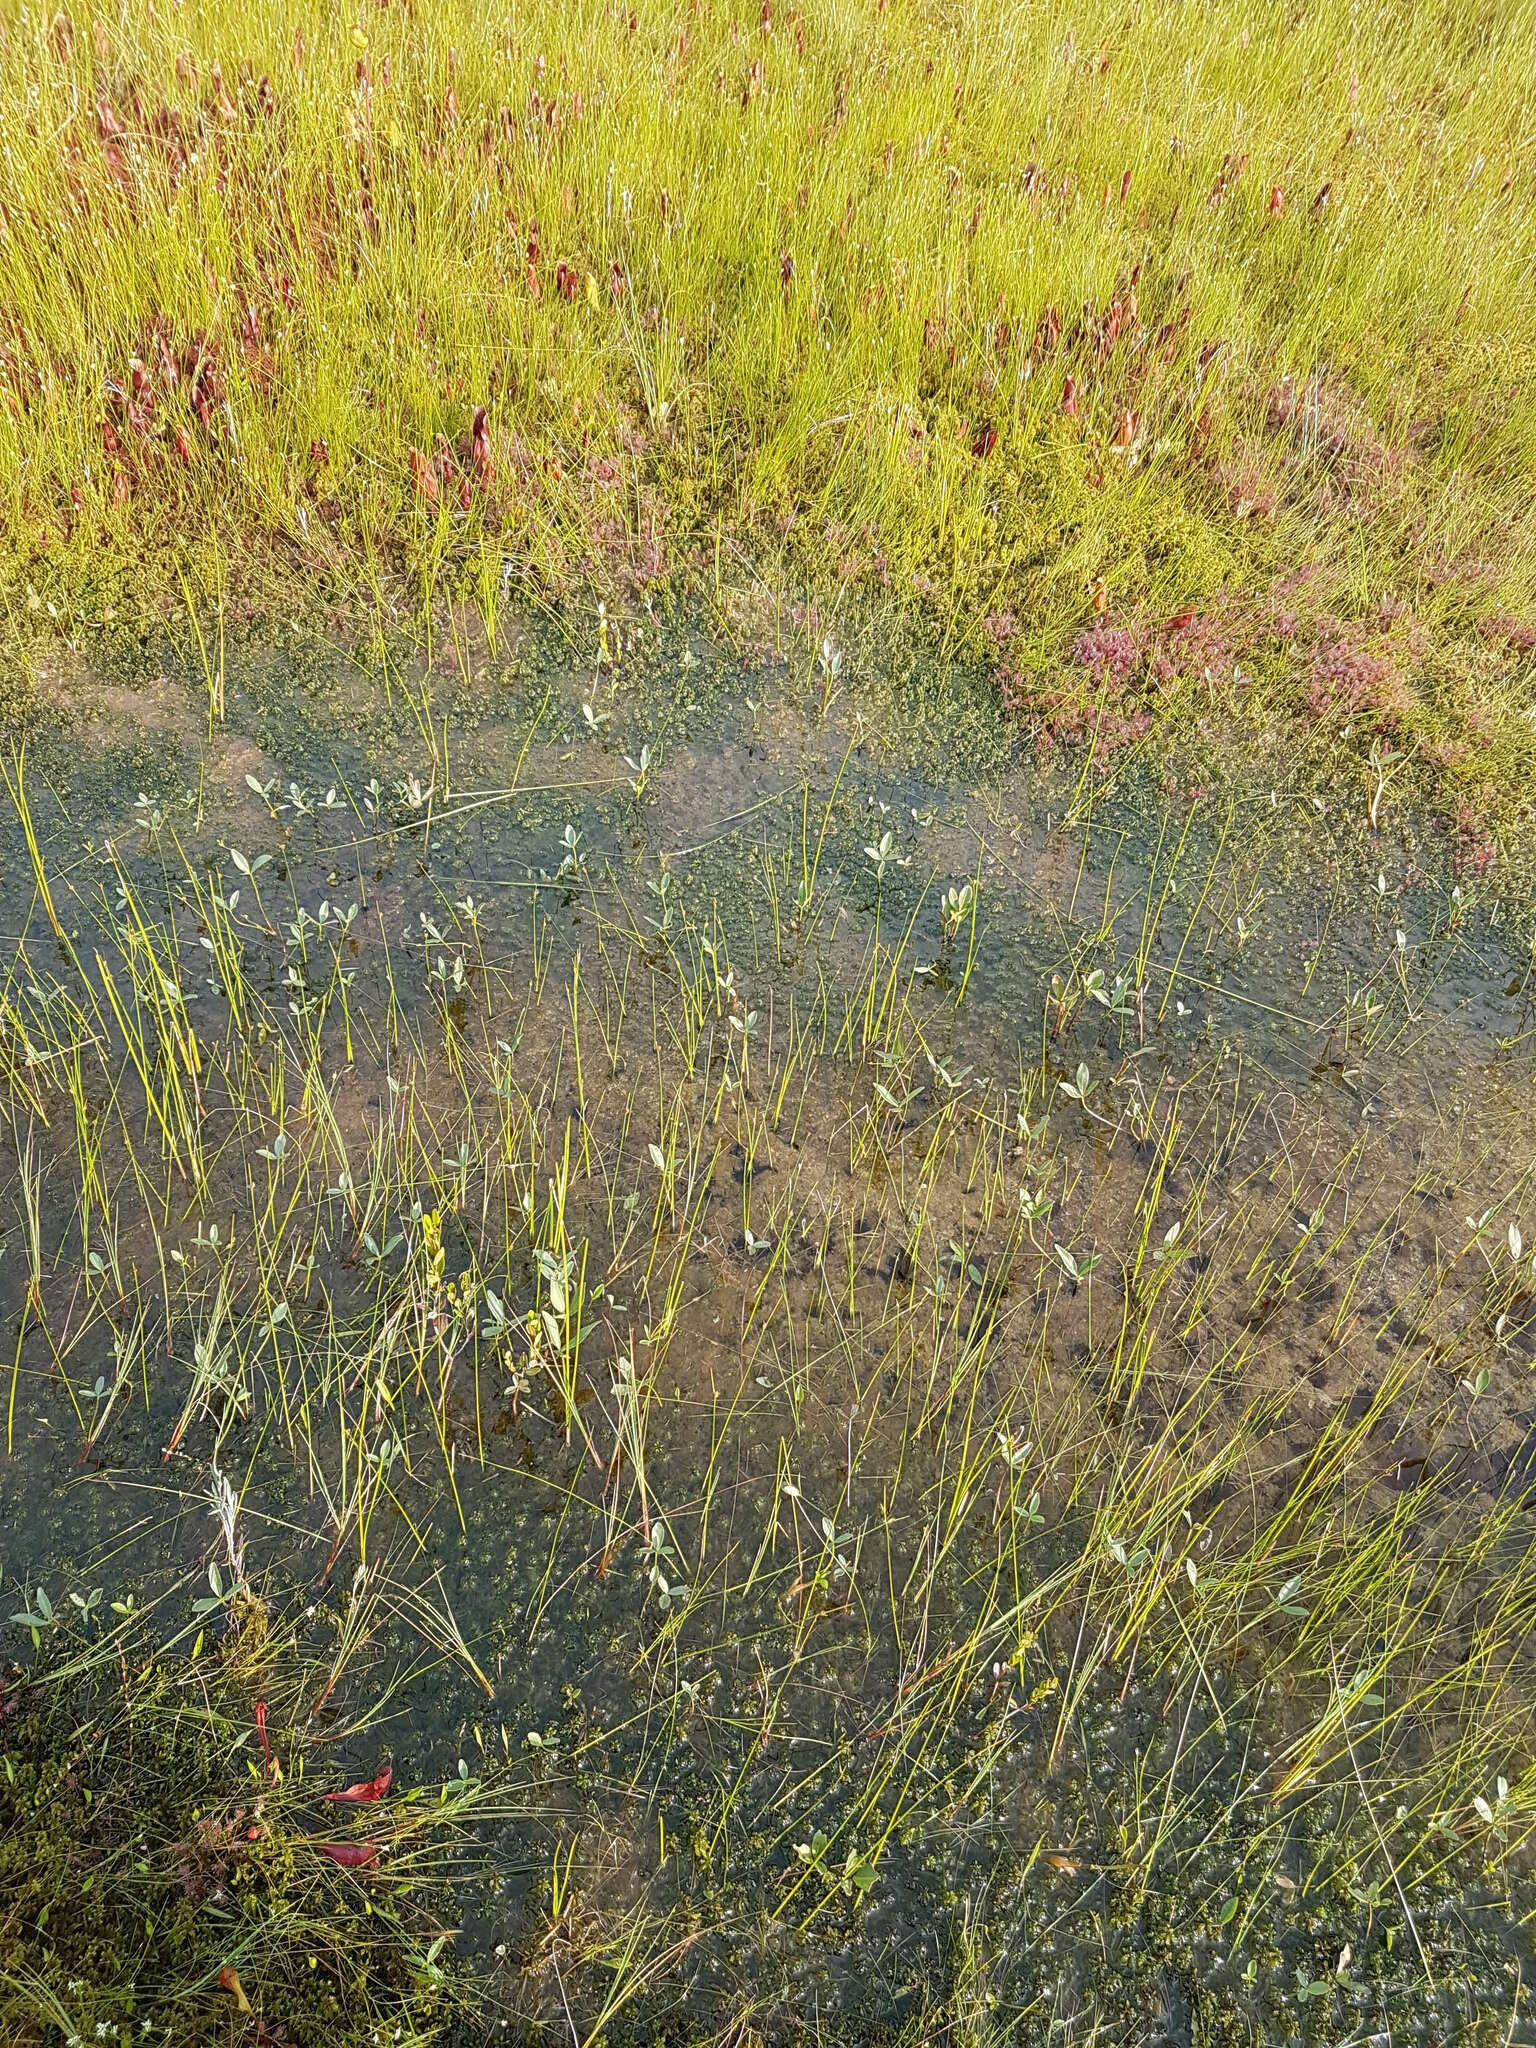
[3,606,1535,2040]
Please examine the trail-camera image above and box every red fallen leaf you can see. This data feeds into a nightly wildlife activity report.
[408,447,439,504]
[1165,608,1196,634]
[1061,375,1080,417]
[315,1840,378,1867]
[1114,407,1140,448]
[323,1763,393,1804]
[1268,184,1285,216]
[971,425,997,459]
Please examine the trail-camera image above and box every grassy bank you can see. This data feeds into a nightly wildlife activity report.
[2,0,1535,837]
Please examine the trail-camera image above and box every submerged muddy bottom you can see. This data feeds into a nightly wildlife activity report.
[3,607,1536,2043]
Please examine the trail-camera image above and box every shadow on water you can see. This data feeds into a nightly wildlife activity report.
[3,606,1536,2041]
